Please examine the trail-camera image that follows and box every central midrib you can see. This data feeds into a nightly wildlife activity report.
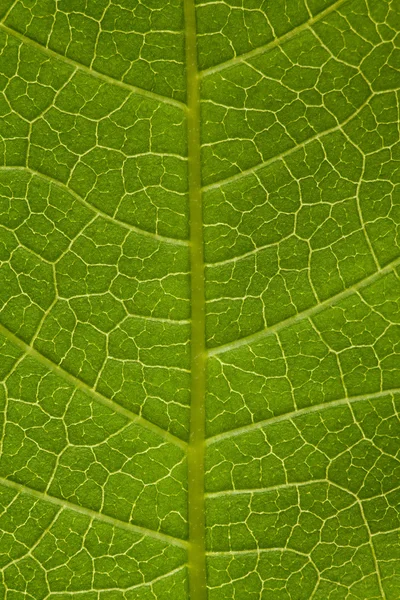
[184,1,208,599]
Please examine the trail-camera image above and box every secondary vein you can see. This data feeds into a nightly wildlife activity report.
[0,476,188,548]
[199,0,348,77]
[206,388,400,444]
[209,255,400,356]
[0,23,186,109]
[184,1,208,598]
[0,323,187,449]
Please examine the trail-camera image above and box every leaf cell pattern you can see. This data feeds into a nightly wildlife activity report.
[0,0,399,598]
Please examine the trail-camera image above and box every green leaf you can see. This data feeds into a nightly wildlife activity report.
[0,0,399,598]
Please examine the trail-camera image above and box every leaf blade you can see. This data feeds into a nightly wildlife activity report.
[0,0,400,598]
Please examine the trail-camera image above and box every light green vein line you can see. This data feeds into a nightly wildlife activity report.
[184,0,208,598]
[0,323,187,449]
[209,256,400,356]
[205,479,399,500]
[357,496,387,598]
[199,0,347,76]
[206,479,335,498]
[47,567,188,595]
[206,388,400,444]
[0,166,189,247]
[205,479,345,498]
[206,548,310,556]
[372,526,400,537]
[0,0,18,23]
[0,23,186,110]
[0,476,188,548]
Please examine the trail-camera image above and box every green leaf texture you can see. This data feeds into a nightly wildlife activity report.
[0,0,399,598]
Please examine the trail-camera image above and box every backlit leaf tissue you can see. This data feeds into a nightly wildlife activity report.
[0,0,399,598]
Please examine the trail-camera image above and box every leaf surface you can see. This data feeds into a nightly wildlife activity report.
[0,0,399,598]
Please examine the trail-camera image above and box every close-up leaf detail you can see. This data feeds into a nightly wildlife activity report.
[0,0,399,598]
